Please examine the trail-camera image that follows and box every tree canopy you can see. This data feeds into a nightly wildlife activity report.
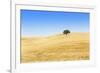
[63,30,70,35]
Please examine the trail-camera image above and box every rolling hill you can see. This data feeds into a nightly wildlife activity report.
[21,32,89,63]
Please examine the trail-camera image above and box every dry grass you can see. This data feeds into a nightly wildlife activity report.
[21,32,89,63]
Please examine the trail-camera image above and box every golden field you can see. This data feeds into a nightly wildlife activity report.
[21,32,89,63]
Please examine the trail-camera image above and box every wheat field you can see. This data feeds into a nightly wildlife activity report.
[21,32,89,63]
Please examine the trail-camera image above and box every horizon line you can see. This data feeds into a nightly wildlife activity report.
[21,32,89,37]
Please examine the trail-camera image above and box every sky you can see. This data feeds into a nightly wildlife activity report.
[21,9,90,37]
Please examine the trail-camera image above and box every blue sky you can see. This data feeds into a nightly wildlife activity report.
[21,9,90,36]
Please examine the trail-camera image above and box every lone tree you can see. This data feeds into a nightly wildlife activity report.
[63,30,70,35]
